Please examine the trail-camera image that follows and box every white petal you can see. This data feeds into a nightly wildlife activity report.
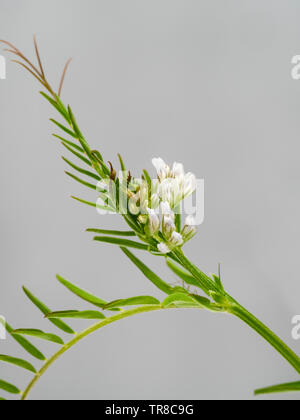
[161,201,172,216]
[172,162,184,178]
[170,231,184,246]
[185,215,196,226]
[184,173,197,196]
[158,243,171,254]
[152,158,170,179]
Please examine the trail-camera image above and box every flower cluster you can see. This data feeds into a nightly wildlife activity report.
[145,158,197,254]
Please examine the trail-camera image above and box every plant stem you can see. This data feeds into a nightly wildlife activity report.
[175,249,300,376]
[229,303,300,375]
[21,254,300,400]
[172,249,218,295]
[21,305,163,400]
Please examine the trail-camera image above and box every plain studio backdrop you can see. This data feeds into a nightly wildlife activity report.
[1,0,300,400]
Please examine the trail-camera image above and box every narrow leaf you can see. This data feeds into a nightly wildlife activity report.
[120,248,173,295]
[86,229,136,237]
[53,134,84,153]
[0,380,20,395]
[50,118,77,138]
[46,311,106,320]
[0,355,36,373]
[2,321,46,361]
[68,106,94,162]
[61,142,92,166]
[40,92,71,122]
[166,259,203,289]
[65,171,97,191]
[71,196,115,212]
[162,293,200,308]
[94,236,148,250]
[191,294,223,312]
[13,329,64,345]
[255,381,300,396]
[104,296,160,310]
[118,153,126,171]
[62,157,100,181]
[22,286,74,335]
[212,264,225,292]
[56,274,118,311]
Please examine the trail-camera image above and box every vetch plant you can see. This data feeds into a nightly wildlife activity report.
[0,38,300,400]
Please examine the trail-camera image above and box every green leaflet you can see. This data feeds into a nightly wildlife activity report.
[62,157,100,181]
[1,320,46,361]
[50,118,77,139]
[120,248,173,295]
[0,355,36,374]
[56,274,120,311]
[61,142,92,166]
[53,134,84,153]
[22,286,74,335]
[104,296,160,310]
[65,171,97,191]
[191,294,224,312]
[162,293,201,308]
[86,228,136,237]
[40,92,71,122]
[67,106,94,163]
[117,153,126,171]
[0,380,20,395]
[166,259,203,289]
[13,329,64,345]
[255,381,300,396]
[46,310,106,320]
[94,236,149,251]
[212,265,225,293]
[72,196,115,213]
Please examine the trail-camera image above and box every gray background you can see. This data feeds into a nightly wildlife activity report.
[0,0,300,400]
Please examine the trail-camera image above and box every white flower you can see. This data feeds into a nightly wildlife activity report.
[159,178,180,208]
[171,162,184,178]
[161,201,174,218]
[162,215,176,240]
[182,215,197,240]
[183,172,196,198]
[157,242,171,254]
[169,231,184,247]
[152,159,196,208]
[147,208,160,235]
[150,193,160,209]
[152,158,170,181]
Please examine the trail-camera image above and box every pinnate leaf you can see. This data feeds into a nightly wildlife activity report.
[0,355,36,373]
[46,310,106,320]
[13,329,64,345]
[22,286,74,335]
[104,296,160,310]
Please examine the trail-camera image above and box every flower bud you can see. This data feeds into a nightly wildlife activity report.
[147,208,160,235]
[162,215,176,240]
[172,162,184,178]
[157,242,171,254]
[161,201,174,218]
[183,173,196,198]
[150,193,160,209]
[182,215,197,240]
[152,158,170,180]
[169,231,184,247]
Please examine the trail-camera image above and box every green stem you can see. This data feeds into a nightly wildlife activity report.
[176,249,300,376]
[21,305,163,401]
[172,249,218,295]
[229,303,300,375]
